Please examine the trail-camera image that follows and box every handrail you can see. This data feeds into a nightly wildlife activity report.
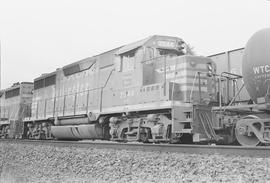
[32,86,103,104]
[189,72,198,102]
[222,83,245,111]
[140,55,166,64]
[221,71,242,79]
[25,54,190,119]
[171,56,177,107]
[102,69,115,89]
[217,71,244,111]
[99,68,115,112]
[30,85,105,120]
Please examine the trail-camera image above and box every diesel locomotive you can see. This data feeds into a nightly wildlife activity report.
[0,29,270,146]
[0,82,33,138]
[25,35,216,143]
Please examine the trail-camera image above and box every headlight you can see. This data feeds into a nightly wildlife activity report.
[207,63,213,77]
[207,63,213,71]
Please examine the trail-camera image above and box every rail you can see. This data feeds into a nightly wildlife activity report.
[1,139,270,157]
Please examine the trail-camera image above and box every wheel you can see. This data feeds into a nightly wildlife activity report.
[120,128,128,142]
[235,124,260,146]
[39,133,46,140]
[139,132,149,143]
[139,128,151,143]
[34,131,46,140]
[235,122,260,147]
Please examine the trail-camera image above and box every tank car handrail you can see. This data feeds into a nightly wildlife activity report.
[222,83,245,111]
[217,72,244,111]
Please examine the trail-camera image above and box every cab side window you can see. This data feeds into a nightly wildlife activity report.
[145,47,155,60]
[121,49,136,72]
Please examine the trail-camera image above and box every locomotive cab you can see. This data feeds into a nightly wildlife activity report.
[102,35,217,142]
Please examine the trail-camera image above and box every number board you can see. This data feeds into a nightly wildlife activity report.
[156,40,176,48]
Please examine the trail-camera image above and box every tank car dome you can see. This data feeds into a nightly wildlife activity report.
[242,28,270,103]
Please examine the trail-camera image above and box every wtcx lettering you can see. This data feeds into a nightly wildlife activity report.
[253,64,270,74]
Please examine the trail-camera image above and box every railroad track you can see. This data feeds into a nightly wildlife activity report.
[1,139,270,157]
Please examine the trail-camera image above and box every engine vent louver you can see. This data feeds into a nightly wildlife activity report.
[5,88,20,99]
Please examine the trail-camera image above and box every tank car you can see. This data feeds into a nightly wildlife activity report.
[0,82,33,138]
[237,28,270,146]
[24,35,216,143]
[193,28,270,146]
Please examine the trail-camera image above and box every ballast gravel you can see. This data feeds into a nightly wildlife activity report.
[0,142,269,183]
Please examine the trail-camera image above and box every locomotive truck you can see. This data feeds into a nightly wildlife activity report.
[0,29,269,146]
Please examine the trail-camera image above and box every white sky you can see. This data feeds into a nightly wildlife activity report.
[0,0,269,88]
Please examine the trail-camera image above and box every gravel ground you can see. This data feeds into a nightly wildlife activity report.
[0,142,269,183]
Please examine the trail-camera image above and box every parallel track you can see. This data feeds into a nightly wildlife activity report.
[1,139,270,157]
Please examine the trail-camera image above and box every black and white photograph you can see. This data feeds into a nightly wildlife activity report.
[0,0,270,182]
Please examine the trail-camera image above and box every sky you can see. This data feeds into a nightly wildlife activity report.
[0,0,269,88]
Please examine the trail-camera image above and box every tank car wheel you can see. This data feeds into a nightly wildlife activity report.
[235,123,260,147]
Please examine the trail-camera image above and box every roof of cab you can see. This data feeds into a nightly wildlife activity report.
[116,35,184,55]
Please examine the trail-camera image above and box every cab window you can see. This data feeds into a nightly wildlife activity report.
[157,49,183,57]
[121,49,136,72]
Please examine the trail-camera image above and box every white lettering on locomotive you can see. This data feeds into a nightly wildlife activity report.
[157,40,176,48]
[120,90,135,99]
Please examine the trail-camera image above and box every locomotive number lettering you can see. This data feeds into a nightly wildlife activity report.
[157,40,176,48]
[120,90,135,99]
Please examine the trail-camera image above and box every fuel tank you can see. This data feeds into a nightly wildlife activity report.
[51,124,103,140]
[242,28,270,103]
